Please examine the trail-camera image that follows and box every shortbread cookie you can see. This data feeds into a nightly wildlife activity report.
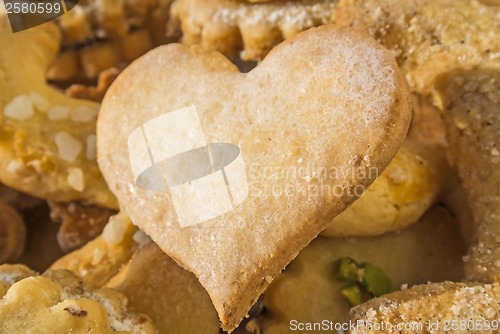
[0,15,116,208]
[437,69,500,283]
[348,282,499,334]
[169,0,337,60]
[108,243,220,334]
[335,0,500,95]
[98,26,411,330]
[0,265,154,333]
[322,94,451,237]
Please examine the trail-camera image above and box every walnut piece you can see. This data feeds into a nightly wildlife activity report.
[48,201,116,253]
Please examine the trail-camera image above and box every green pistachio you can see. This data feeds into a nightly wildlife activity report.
[360,262,392,297]
[340,284,362,306]
[333,257,359,282]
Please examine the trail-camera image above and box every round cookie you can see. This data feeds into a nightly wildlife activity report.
[322,140,451,237]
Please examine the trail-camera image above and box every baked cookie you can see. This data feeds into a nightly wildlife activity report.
[335,0,500,283]
[108,243,220,334]
[348,282,499,334]
[98,26,411,330]
[169,0,337,60]
[0,15,116,208]
[335,0,500,95]
[50,212,140,289]
[437,69,500,283]
[48,0,175,83]
[322,139,451,237]
[0,264,154,333]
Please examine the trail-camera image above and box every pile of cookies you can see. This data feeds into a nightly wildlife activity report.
[0,0,499,333]
[48,0,175,84]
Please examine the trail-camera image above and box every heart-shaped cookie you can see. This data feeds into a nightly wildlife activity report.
[98,26,411,331]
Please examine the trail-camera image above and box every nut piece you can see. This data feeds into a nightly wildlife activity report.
[54,132,83,163]
[0,264,155,333]
[0,201,26,264]
[48,0,175,84]
[0,17,117,209]
[261,206,465,333]
[3,95,34,121]
[65,68,120,103]
[58,5,92,45]
[48,201,116,252]
[80,42,122,79]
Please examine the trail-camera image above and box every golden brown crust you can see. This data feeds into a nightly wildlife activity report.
[479,0,500,4]
[335,0,500,95]
[348,282,500,334]
[98,26,411,331]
